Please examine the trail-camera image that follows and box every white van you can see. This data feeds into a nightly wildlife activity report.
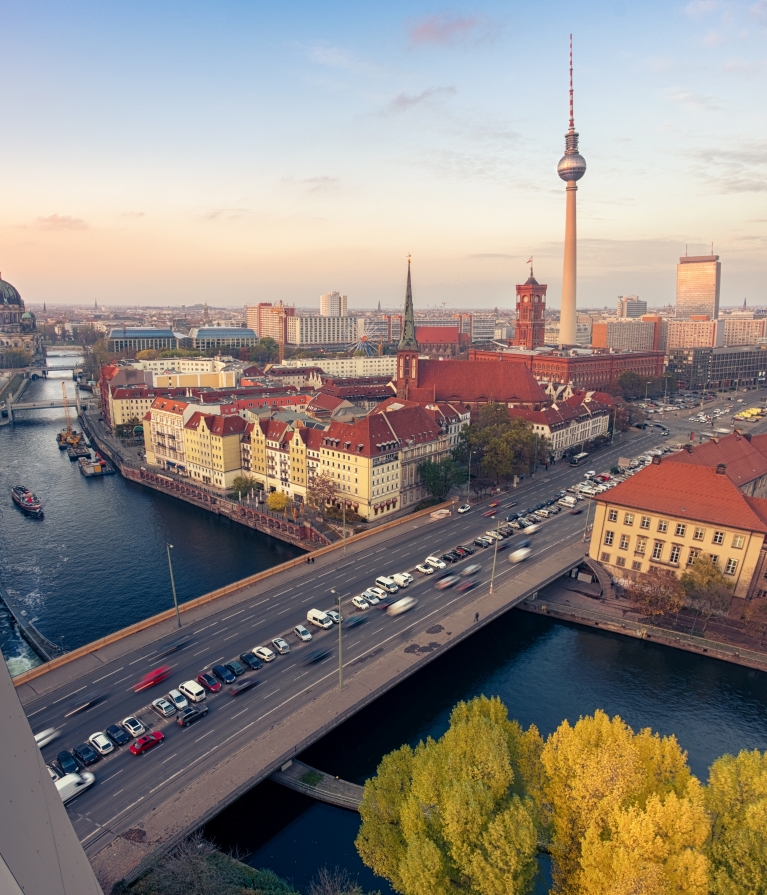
[392,573,412,588]
[178,679,206,703]
[558,496,577,508]
[307,608,334,629]
[56,772,95,805]
[375,576,399,594]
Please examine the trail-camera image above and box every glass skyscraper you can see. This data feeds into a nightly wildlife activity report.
[676,254,721,318]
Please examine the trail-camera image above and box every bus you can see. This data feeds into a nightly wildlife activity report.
[569,452,589,467]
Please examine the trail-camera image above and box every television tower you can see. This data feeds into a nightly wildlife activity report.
[557,34,587,346]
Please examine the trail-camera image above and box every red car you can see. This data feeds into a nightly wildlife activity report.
[134,665,172,692]
[489,501,499,508]
[129,731,165,755]
[197,672,222,693]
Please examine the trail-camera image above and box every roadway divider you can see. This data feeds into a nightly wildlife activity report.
[12,498,455,687]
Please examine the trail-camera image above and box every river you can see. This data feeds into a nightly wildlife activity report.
[0,357,301,676]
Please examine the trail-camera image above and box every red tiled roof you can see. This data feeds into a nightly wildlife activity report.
[307,392,348,412]
[407,359,546,405]
[666,432,767,490]
[416,326,459,344]
[318,405,442,457]
[595,459,767,533]
[184,412,247,435]
[151,397,190,413]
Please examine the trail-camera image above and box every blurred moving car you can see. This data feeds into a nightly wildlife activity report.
[34,728,59,748]
[155,635,192,658]
[134,666,172,692]
[387,597,418,616]
[303,648,332,665]
[457,504,471,513]
[63,692,108,717]
[435,576,460,590]
[344,615,368,630]
[509,547,532,564]
[229,679,259,697]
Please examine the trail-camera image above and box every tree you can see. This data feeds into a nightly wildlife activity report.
[308,867,379,895]
[624,570,685,617]
[266,491,291,513]
[743,597,767,641]
[680,555,733,621]
[704,749,767,894]
[540,709,695,895]
[356,696,542,895]
[306,473,337,514]
[614,371,644,400]
[419,456,461,501]
[230,475,261,497]
[92,338,114,367]
[248,337,280,366]
[2,349,32,368]
[135,349,160,360]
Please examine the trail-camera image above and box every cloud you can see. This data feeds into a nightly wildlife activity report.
[386,86,457,112]
[203,208,250,221]
[750,0,767,25]
[689,143,767,192]
[407,13,492,46]
[665,88,720,109]
[35,214,88,231]
[306,44,358,69]
[704,29,724,45]
[301,176,341,193]
[684,0,724,18]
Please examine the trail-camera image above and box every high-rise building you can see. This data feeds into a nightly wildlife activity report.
[286,315,357,346]
[590,319,657,352]
[246,302,295,345]
[664,317,721,350]
[723,317,766,347]
[617,296,647,318]
[320,291,348,316]
[512,267,547,349]
[676,254,721,318]
[557,36,587,346]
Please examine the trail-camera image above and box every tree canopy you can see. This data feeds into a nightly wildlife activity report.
[306,473,338,512]
[266,491,291,513]
[419,456,462,501]
[680,554,732,618]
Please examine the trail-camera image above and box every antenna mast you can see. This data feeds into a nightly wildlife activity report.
[569,34,575,131]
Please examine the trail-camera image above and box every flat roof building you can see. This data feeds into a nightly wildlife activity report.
[189,327,257,349]
[108,327,189,353]
[676,254,721,319]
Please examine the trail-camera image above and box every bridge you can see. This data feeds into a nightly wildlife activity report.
[2,391,87,423]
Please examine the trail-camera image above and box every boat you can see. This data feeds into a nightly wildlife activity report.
[78,457,116,477]
[67,443,91,461]
[11,486,44,517]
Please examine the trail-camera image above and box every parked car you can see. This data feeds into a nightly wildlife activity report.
[72,742,100,767]
[105,724,131,746]
[425,556,447,570]
[89,732,115,756]
[294,624,313,642]
[151,697,177,718]
[130,732,165,755]
[352,595,370,610]
[361,588,382,604]
[211,664,236,684]
[272,637,290,655]
[224,660,246,678]
[415,564,434,575]
[457,543,475,554]
[197,672,222,693]
[324,610,343,623]
[239,651,263,670]
[177,705,209,727]
[474,537,492,548]
[254,646,276,662]
[441,552,460,563]
[56,750,81,776]
[167,688,189,710]
[121,716,146,738]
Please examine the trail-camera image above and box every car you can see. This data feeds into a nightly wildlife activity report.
[489,500,499,507]
[151,697,177,718]
[105,724,131,746]
[455,579,477,593]
[415,564,435,575]
[441,552,460,563]
[507,513,519,522]
[303,648,332,665]
[121,716,146,738]
[387,597,418,616]
[177,704,209,727]
[485,531,502,541]
[584,470,596,478]
[294,624,313,642]
[34,728,59,749]
[212,664,236,684]
[72,742,100,767]
[352,595,370,610]
[361,588,382,604]
[63,692,108,717]
[56,750,81,776]
[375,595,398,610]
[461,563,482,577]
[197,672,222,693]
[453,546,470,557]
[89,732,115,756]
[224,660,246,678]
[509,547,532,564]
[134,665,172,692]
[229,679,260,697]
[324,610,343,624]
[167,688,189,710]
[344,615,368,630]
[435,575,460,590]
[474,537,492,548]
[536,508,550,518]
[457,504,471,513]
[457,543,475,554]
[496,541,509,552]
[569,508,583,515]
[254,646,276,662]
[272,637,290,655]
[47,764,61,782]
[425,556,447,570]
[155,635,192,658]
[130,731,165,755]
[239,651,263,670]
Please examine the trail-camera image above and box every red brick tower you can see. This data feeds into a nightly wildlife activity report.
[512,265,547,349]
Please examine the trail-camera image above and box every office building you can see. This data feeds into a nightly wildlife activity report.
[617,295,647,318]
[676,254,721,318]
[320,291,348,316]
[666,345,767,391]
[590,319,656,352]
[286,315,358,347]
[189,327,257,350]
[246,302,295,345]
[357,314,402,343]
[664,317,722,350]
[723,317,766,347]
[107,327,189,353]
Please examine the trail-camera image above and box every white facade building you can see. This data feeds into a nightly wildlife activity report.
[286,315,358,346]
[320,292,348,316]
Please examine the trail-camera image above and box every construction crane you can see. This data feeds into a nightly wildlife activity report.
[56,382,81,447]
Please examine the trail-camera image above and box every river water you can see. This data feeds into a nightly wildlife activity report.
[0,357,301,676]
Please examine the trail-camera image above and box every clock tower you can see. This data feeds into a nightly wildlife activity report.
[512,265,547,350]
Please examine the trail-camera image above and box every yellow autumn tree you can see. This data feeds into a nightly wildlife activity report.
[705,749,767,894]
[356,695,543,895]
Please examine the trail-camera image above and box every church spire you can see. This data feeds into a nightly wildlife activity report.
[398,255,418,350]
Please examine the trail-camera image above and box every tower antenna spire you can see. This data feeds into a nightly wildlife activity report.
[569,33,574,132]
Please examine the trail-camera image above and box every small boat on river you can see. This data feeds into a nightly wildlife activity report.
[11,486,44,517]
[78,456,116,477]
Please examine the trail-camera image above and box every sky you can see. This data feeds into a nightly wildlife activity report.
[1,1,766,311]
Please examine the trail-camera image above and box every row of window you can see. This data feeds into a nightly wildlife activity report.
[605,509,744,548]
[602,532,740,575]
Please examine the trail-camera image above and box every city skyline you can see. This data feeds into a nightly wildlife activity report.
[1,1,765,308]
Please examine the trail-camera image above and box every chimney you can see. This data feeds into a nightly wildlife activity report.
[716,463,727,475]
[744,432,752,442]
[652,455,661,465]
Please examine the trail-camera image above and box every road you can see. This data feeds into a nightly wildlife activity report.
[22,399,759,859]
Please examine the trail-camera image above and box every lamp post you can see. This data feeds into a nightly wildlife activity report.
[166,544,181,628]
[645,381,651,403]
[467,449,472,505]
[489,528,500,594]
[583,497,594,542]
[331,588,342,690]
[342,497,347,557]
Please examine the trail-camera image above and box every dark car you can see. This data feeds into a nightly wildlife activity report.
[545,498,556,506]
[177,704,209,727]
[516,539,531,549]
[457,544,475,555]
[229,679,260,697]
[474,538,492,548]
[63,691,108,717]
[72,742,100,767]
[455,579,477,593]
[453,547,470,558]
[506,513,519,522]
[225,660,246,677]
[570,508,583,515]
[344,616,368,630]
[56,750,81,776]
[239,652,263,671]
[197,672,222,693]
[211,664,236,684]
[441,553,459,564]
[376,596,397,610]
[495,542,509,552]
[105,724,131,747]
[534,502,545,510]
[155,635,192,658]
[303,648,332,666]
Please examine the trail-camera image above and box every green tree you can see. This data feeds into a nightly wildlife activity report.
[135,348,160,360]
[230,474,261,497]
[419,456,461,501]
[2,349,33,368]
[356,696,543,895]
[624,570,685,618]
[266,491,291,514]
[704,749,767,894]
[248,337,280,366]
[680,555,732,621]
[612,370,644,400]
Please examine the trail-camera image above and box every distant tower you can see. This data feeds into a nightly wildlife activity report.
[396,256,419,398]
[203,301,211,324]
[557,35,587,346]
[513,262,547,349]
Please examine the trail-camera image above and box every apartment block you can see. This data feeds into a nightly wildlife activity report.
[590,319,657,352]
[320,292,348,316]
[286,315,358,346]
[723,317,766,347]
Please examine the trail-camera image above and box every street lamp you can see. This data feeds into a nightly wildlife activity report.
[645,381,651,403]
[489,527,500,595]
[331,588,342,690]
[166,544,182,628]
[467,449,472,505]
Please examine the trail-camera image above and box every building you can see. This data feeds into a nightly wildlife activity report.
[414,325,466,357]
[666,432,767,498]
[320,292,348,316]
[588,455,767,601]
[508,391,611,459]
[107,327,189,353]
[590,319,657,352]
[512,269,546,349]
[280,355,397,378]
[557,38,587,345]
[0,274,43,362]
[494,323,515,341]
[617,296,647,318]
[545,322,591,347]
[723,317,766,347]
[676,254,721,319]
[246,302,295,344]
[666,345,767,391]
[184,411,248,488]
[143,397,195,471]
[664,317,721,350]
[286,315,358,347]
[188,327,257,350]
[356,314,402,344]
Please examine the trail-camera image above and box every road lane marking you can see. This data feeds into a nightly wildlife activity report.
[222,609,246,621]
[261,688,280,698]
[129,652,157,666]
[161,752,177,764]
[194,729,217,742]
[230,708,249,719]
[223,633,239,641]
[100,769,124,784]
[271,588,294,598]
[112,789,124,798]
[251,599,269,607]
[26,705,48,717]
[203,656,225,670]
[81,797,145,841]
[92,666,125,683]
[149,768,185,794]
[52,686,86,705]
[193,622,219,634]
[193,648,209,657]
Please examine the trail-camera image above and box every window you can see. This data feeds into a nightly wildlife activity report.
[616,556,626,567]
[632,561,642,571]
[657,519,668,533]
[620,534,630,550]
[687,548,700,566]
[712,531,724,545]
[608,509,618,522]
[675,523,687,537]
[652,541,664,560]
[636,538,647,555]
[604,531,614,546]
[732,535,745,549]
[601,552,611,563]
[670,545,682,564]
[640,516,650,530]
[693,527,705,541]
[624,513,634,526]
[710,555,719,566]
[725,558,738,575]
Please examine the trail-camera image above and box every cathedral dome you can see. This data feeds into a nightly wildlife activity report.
[0,277,22,306]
